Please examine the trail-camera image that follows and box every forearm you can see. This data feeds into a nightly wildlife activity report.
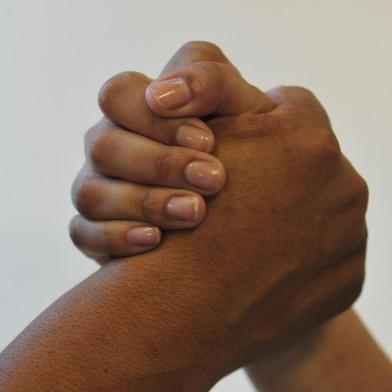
[0,246,232,391]
[246,309,392,392]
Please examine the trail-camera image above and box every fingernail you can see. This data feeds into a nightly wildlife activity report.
[185,161,223,191]
[127,227,160,246]
[176,124,213,152]
[147,77,191,110]
[166,196,199,221]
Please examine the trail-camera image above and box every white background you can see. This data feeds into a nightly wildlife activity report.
[0,1,391,390]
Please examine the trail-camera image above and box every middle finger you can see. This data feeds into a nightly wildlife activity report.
[86,121,226,196]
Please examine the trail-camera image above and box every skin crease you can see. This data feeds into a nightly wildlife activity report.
[1,42,391,391]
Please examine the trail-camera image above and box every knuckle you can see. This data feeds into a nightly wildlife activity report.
[358,222,369,250]
[286,129,343,186]
[313,128,341,158]
[290,85,317,100]
[153,150,172,182]
[356,176,369,212]
[275,85,316,101]
[68,215,84,248]
[351,176,369,217]
[318,147,342,179]
[346,258,366,306]
[268,86,304,120]
[89,128,116,172]
[84,119,112,157]
[341,165,369,217]
[273,85,293,96]
[273,86,326,120]
[316,136,342,163]
[190,61,226,96]
[296,129,342,173]
[100,224,114,251]
[84,124,98,149]
[98,71,149,116]
[98,73,123,115]
[72,177,102,218]
[140,189,162,222]
[336,244,367,313]
[181,41,224,58]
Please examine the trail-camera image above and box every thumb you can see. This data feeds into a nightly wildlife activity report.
[146,41,275,118]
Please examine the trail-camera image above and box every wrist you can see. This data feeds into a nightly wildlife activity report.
[106,244,238,388]
[246,309,392,392]
[245,313,338,392]
[0,246,234,392]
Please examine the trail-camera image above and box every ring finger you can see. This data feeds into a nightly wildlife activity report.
[86,121,225,196]
[72,164,207,229]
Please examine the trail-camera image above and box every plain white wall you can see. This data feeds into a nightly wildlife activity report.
[0,1,391,390]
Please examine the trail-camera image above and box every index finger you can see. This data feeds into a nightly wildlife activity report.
[98,71,215,152]
[97,42,234,152]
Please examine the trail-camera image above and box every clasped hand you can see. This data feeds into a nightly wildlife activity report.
[70,41,368,372]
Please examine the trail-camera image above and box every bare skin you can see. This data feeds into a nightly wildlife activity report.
[71,42,392,391]
[0,247,232,391]
[0,42,387,391]
[248,310,392,391]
